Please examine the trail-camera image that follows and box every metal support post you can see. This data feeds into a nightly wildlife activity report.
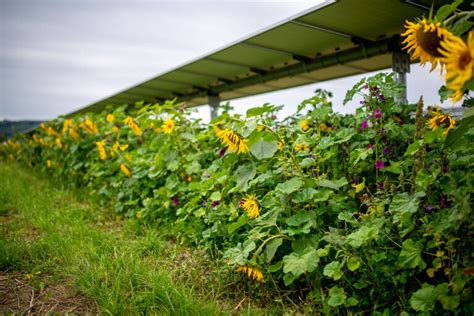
[208,94,220,119]
[392,51,410,104]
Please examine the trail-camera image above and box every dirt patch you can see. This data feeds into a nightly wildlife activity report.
[0,271,95,315]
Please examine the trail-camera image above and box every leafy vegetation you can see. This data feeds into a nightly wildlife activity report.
[2,71,473,313]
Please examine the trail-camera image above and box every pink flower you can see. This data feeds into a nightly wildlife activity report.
[172,196,179,207]
[361,120,368,129]
[375,160,384,169]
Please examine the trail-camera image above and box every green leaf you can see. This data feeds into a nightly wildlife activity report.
[439,294,460,310]
[246,104,275,118]
[316,177,347,190]
[285,212,312,226]
[435,4,454,21]
[316,245,330,257]
[346,256,361,272]
[405,140,421,156]
[275,178,303,195]
[445,115,474,149]
[346,226,379,248]
[384,160,403,174]
[398,239,426,269]
[313,189,333,202]
[250,138,278,160]
[264,238,283,263]
[268,260,283,272]
[292,188,316,203]
[323,261,343,280]
[282,248,319,277]
[327,286,347,307]
[345,297,359,307]
[409,283,451,312]
[234,163,256,191]
[390,192,425,234]
[223,241,256,265]
[228,215,249,234]
[410,284,438,311]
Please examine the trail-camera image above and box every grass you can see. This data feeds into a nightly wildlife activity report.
[0,162,278,315]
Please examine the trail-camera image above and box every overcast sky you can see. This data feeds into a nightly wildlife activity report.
[0,0,458,122]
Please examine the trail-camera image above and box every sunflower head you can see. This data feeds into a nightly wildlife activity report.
[426,109,456,134]
[240,194,260,218]
[401,18,453,71]
[236,265,264,282]
[162,118,175,134]
[440,30,474,101]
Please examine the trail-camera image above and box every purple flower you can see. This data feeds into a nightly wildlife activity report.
[426,205,435,212]
[361,120,368,129]
[172,196,179,207]
[201,200,207,206]
[383,147,391,155]
[371,109,382,119]
[375,160,384,169]
[377,182,384,190]
[359,100,366,105]
[218,148,226,157]
[211,200,220,208]
[379,94,386,103]
[367,143,374,150]
[441,164,449,173]
[363,83,368,90]
[439,196,451,209]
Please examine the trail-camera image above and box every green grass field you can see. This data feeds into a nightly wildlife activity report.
[0,162,284,315]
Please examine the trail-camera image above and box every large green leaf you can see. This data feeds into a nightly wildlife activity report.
[282,248,319,278]
[327,286,347,307]
[250,138,278,160]
[445,115,474,149]
[234,163,256,191]
[223,240,256,265]
[323,261,343,280]
[390,192,425,234]
[398,239,426,269]
[264,237,283,263]
[316,177,347,190]
[285,212,311,226]
[409,283,452,312]
[346,226,379,248]
[275,178,303,195]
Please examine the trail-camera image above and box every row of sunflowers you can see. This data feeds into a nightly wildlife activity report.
[2,72,472,313]
[1,3,473,313]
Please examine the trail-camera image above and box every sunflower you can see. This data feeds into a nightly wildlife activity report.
[439,30,474,101]
[46,160,52,168]
[162,118,175,134]
[240,194,260,218]
[62,119,74,133]
[120,163,131,177]
[236,265,264,282]
[401,19,454,71]
[123,116,142,136]
[426,109,455,134]
[215,126,248,154]
[300,119,310,131]
[95,141,107,160]
[294,143,310,152]
[106,114,115,122]
[55,138,63,149]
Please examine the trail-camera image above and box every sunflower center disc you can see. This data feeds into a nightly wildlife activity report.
[458,50,472,70]
[417,29,444,57]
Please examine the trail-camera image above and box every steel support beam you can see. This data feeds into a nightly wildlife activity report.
[177,36,401,104]
[392,51,410,104]
[208,94,220,119]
